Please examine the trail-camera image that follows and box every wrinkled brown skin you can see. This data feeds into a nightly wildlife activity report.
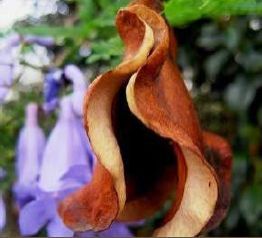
[59,6,154,231]
[59,0,232,236]
[58,163,119,232]
[202,131,233,231]
[117,4,180,221]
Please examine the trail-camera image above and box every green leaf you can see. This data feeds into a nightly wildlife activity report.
[97,0,111,8]
[87,36,123,63]
[77,0,97,22]
[165,0,262,26]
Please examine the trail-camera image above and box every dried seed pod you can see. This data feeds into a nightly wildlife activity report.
[59,1,232,236]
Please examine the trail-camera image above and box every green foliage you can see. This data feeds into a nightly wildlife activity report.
[17,25,81,38]
[16,0,129,65]
[165,0,262,25]
[16,0,261,66]
[87,36,123,64]
[0,88,56,192]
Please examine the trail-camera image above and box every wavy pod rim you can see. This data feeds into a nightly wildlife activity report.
[58,1,232,236]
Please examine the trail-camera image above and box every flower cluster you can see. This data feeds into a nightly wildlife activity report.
[10,65,133,237]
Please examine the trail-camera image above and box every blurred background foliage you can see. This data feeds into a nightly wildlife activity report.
[0,0,261,236]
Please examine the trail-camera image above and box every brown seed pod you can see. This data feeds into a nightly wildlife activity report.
[58,1,232,236]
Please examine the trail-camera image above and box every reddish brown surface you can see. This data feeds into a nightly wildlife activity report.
[134,57,204,151]
[59,0,232,235]
[58,163,119,232]
[116,10,146,60]
[203,131,233,231]
[169,27,178,61]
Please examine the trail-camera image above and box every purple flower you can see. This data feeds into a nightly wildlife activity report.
[19,192,74,237]
[76,222,133,237]
[0,40,15,103]
[24,35,55,47]
[13,103,46,207]
[64,65,87,116]
[43,69,63,113]
[64,65,86,90]
[38,97,91,192]
[98,222,133,237]
[0,194,5,232]
[19,97,93,237]
[4,34,21,48]
[0,51,13,87]
[43,65,87,114]
[19,74,131,237]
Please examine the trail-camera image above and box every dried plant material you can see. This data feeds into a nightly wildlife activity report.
[202,131,232,232]
[59,1,232,236]
[58,163,118,231]
[59,8,155,231]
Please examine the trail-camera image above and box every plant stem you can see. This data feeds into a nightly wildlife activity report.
[129,0,163,12]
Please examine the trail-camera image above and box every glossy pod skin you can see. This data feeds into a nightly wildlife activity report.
[58,0,232,236]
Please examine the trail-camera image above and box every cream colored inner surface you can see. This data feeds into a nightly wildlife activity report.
[86,19,154,212]
[154,148,218,237]
[126,75,218,236]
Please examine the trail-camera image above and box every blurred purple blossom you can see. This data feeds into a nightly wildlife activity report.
[18,68,132,237]
[43,65,88,114]
[19,191,74,237]
[64,65,86,90]
[13,103,46,208]
[76,222,133,238]
[1,34,20,49]
[63,65,93,167]
[61,164,91,185]
[5,34,21,48]
[0,63,12,87]
[64,64,87,117]
[24,35,55,47]
[0,36,16,103]
[42,98,59,113]
[38,97,91,192]
[0,50,13,87]
[0,34,19,85]
[98,222,133,237]
[43,69,63,113]
[0,194,5,232]
[19,97,93,237]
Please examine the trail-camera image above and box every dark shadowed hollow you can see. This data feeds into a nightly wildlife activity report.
[112,83,177,201]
